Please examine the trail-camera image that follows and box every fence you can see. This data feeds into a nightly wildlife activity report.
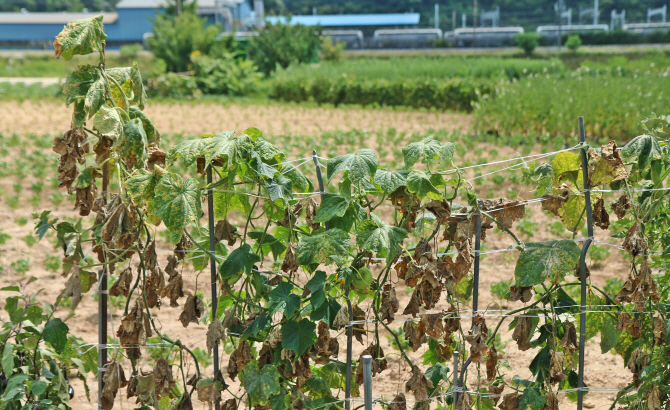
[85,116,653,410]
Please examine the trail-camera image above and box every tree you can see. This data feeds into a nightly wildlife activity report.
[247,22,321,76]
[148,10,218,72]
[515,32,539,55]
[565,34,582,52]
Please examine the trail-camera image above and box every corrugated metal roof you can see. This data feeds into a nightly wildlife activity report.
[0,12,118,24]
[265,13,420,27]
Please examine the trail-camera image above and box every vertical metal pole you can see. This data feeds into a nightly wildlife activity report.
[206,166,221,410]
[577,116,593,410]
[362,355,373,410]
[98,268,107,410]
[452,351,460,405]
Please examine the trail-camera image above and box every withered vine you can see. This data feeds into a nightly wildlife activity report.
[3,14,669,410]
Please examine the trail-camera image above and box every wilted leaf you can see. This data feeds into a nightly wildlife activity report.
[53,15,106,60]
[541,191,569,216]
[161,273,184,307]
[228,340,252,381]
[207,319,225,354]
[515,240,581,287]
[464,316,488,362]
[405,365,433,402]
[281,242,298,273]
[117,299,152,359]
[179,295,205,328]
[101,361,127,410]
[214,219,239,246]
[154,358,176,398]
[403,320,427,352]
[379,284,399,324]
[611,194,631,219]
[486,345,498,381]
[588,141,629,187]
[623,222,647,256]
[110,266,133,297]
[513,316,533,351]
[296,229,350,267]
[592,198,610,229]
[355,343,387,385]
[481,198,525,230]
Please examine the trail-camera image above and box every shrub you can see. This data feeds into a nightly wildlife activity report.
[565,34,582,52]
[320,36,346,62]
[191,53,262,95]
[119,44,143,60]
[515,33,539,55]
[148,11,218,72]
[247,22,321,76]
[271,75,494,112]
[147,72,202,99]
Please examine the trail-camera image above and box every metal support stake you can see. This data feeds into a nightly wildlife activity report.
[577,116,594,410]
[206,166,221,410]
[97,268,107,410]
[362,355,373,410]
[456,206,482,396]
[453,351,460,405]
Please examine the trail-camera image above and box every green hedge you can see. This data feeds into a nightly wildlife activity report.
[271,76,494,112]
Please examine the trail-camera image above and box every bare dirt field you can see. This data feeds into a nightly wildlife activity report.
[0,100,470,137]
[0,104,634,410]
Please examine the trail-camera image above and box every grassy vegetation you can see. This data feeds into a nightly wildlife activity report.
[274,56,566,81]
[475,70,670,142]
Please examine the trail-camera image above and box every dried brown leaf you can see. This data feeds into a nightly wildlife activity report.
[486,345,498,381]
[174,234,193,261]
[616,312,633,331]
[488,384,504,406]
[424,199,451,224]
[144,240,157,271]
[592,198,610,229]
[403,320,427,352]
[420,313,445,340]
[165,254,179,277]
[550,351,566,384]
[227,340,252,381]
[281,242,298,273]
[154,357,176,398]
[499,393,521,410]
[161,273,184,307]
[207,319,225,354]
[101,361,128,410]
[333,304,349,329]
[355,343,387,385]
[305,197,319,230]
[543,392,559,410]
[455,391,473,410]
[654,316,665,345]
[196,378,222,405]
[623,222,647,257]
[352,304,366,344]
[560,321,578,353]
[145,267,165,309]
[402,290,422,317]
[110,266,133,297]
[380,284,400,324]
[117,299,152,360]
[508,284,533,303]
[464,316,488,362]
[481,198,526,230]
[389,393,407,410]
[53,128,87,194]
[214,219,239,246]
[512,316,533,351]
[75,183,97,217]
[588,141,629,187]
[541,191,569,217]
[611,194,631,219]
[405,365,433,402]
[179,294,205,327]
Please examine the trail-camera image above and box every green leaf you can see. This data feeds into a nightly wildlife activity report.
[219,244,260,279]
[519,387,546,410]
[406,170,442,200]
[600,314,621,354]
[315,193,350,223]
[355,218,407,262]
[622,134,663,171]
[296,229,350,267]
[2,342,13,377]
[402,137,442,168]
[373,169,407,193]
[43,318,69,354]
[239,362,281,406]
[268,282,301,317]
[62,64,104,124]
[309,296,341,327]
[129,107,159,143]
[514,240,581,287]
[281,319,317,357]
[30,380,47,397]
[305,271,327,309]
[248,231,286,261]
[241,312,270,340]
[125,167,162,205]
[279,163,313,193]
[558,195,585,231]
[166,136,211,167]
[204,131,250,169]
[439,142,456,166]
[93,104,123,140]
[214,190,251,218]
[118,118,149,166]
[54,15,106,60]
[424,362,450,397]
[326,149,378,184]
[107,62,146,109]
[265,175,293,204]
[84,76,106,120]
[254,137,284,163]
[33,210,53,241]
[153,173,201,234]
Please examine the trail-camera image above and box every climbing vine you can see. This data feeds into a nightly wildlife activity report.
[1,14,668,410]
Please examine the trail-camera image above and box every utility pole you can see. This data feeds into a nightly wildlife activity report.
[176,0,181,16]
[555,0,565,48]
[435,3,440,29]
[452,10,456,32]
[593,0,599,24]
